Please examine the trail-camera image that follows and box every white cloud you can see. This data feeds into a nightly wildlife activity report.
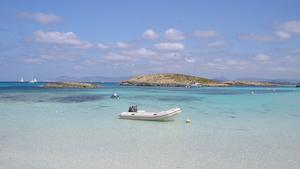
[23,58,42,64]
[207,40,227,48]
[275,31,291,39]
[184,58,196,63]
[78,42,93,49]
[193,30,220,38]
[271,67,287,72]
[105,52,135,61]
[279,21,300,34]
[154,42,185,51]
[207,58,254,70]
[244,21,300,41]
[165,28,185,41]
[207,62,227,70]
[72,65,84,70]
[142,29,159,40]
[116,42,130,49]
[104,48,156,61]
[34,30,93,49]
[241,21,300,41]
[19,12,62,25]
[123,48,156,56]
[240,34,274,42]
[160,52,182,60]
[255,54,271,61]
[276,21,300,39]
[97,43,109,49]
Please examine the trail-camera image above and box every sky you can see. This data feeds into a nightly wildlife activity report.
[0,0,300,81]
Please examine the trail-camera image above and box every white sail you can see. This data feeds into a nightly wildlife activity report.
[30,78,37,83]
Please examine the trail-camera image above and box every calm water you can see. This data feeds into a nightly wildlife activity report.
[0,82,300,169]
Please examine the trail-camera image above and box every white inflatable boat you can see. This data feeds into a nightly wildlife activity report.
[119,107,181,121]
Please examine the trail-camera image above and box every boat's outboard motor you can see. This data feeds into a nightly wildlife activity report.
[111,92,119,99]
[133,105,138,112]
[128,105,138,112]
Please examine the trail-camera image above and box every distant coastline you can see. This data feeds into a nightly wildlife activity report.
[0,75,299,87]
[43,82,100,88]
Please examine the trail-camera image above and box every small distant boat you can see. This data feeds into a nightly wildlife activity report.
[20,77,24,83]
[29,78,37,83]
[191,83,202,88]
[119,106,181,121]
[111,91,119,99]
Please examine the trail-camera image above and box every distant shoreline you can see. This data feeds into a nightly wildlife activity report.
[120,73,284,87]
[0,79,298,88]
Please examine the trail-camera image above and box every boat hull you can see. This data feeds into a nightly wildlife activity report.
[119,108,181,121]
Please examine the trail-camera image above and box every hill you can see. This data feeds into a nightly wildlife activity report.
[120,73,227,87]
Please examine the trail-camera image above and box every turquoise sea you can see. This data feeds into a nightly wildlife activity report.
[0,82,300,169]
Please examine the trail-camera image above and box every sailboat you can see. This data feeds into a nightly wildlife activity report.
[29,78,37,83]
[20,77,24,83]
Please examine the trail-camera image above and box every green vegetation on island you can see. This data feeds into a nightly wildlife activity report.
[121,73,228,87]
[43,82,100,88]
[121,73,277,87]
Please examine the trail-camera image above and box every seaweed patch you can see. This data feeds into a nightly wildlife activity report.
[0,94,29,102]
[49,95,103,103]
[129,95,156,100]
[229,115,236,119]
[158,96,201,102]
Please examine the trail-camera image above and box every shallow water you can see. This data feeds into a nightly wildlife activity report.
[0,82,300,169]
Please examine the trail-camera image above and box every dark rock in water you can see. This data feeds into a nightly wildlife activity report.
[49,95,103,103]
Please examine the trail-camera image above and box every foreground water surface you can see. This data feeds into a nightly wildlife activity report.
[0,82,300,169]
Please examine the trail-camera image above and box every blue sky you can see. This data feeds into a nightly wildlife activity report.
[0,0,300,81]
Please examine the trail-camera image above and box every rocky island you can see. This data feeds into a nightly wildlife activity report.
[121,73,228,87]
[223,81,275,87]
[121,73,276,87]
[43,82,100,88]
